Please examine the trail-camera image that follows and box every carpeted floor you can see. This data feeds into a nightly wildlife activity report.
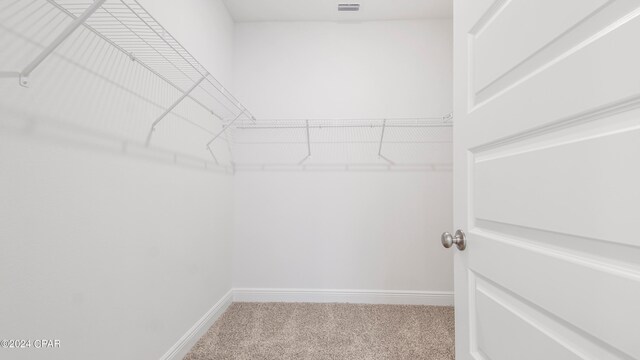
[183,302,455,360]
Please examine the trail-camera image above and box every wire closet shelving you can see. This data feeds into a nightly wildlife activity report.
[228,116,453,172]
[0,0,452,172]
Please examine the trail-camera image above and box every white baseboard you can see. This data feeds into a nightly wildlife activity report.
[233,288,454,306]
[159,289,233,360]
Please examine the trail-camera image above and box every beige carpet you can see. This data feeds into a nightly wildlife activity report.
[184,302,455,360]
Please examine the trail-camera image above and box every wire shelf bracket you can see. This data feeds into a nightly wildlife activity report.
[298,119,311,165]
[145,73,208,146]
[207,110,246,148]
[377,119,395,165]
[205,109,246,171]
[224,125,236,174]
[19,0,107,87]
[378,119,387,157]
[207,145,220,165]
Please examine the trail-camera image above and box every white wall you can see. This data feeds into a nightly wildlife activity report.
[233,20,452,118]
[233,171,453,292]
[232,20,454,296]
[139,0,235,87]
[0,1,235,359]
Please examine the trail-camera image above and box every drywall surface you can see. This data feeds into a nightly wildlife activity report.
[233,20,452,119]
[232,20,454,293]
[0,139,234,360]
[233,171,453,291]
[139,0,235,86]
[0,1,235,359]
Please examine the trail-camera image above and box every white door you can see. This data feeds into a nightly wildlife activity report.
[452,0,640,359]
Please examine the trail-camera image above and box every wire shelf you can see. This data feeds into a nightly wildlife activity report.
[0,0,252,112]
[47,0,253,121]
[0,0,253,170]
[229,117,453,169]
[0,0,452,172]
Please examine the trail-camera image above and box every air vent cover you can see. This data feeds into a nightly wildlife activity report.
[338,3,360,11]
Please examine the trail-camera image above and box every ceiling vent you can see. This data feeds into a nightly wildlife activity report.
[338,3,360,12]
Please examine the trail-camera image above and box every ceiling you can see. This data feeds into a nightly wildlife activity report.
[222,0,453,22]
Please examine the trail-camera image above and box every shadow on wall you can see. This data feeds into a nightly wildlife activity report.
[0,106,454,174]
[0,103,233,175]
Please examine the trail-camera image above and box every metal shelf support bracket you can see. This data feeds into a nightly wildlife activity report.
[145,74,208,146]
[377,119,395,165]
[378,119,387,158]
[206,145,219,165]
[20,0,107,87]
[298,119,311,165]
[206,109,246,148]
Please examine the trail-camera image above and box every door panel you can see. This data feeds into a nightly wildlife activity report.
[471,0,640,108]
[474,281,584,360]
[472,272,626,360]
[474,118,640,244]
[469,1,640,143]
[453,0,640,359]
[469,232,640,359]
[473,0,608,93]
